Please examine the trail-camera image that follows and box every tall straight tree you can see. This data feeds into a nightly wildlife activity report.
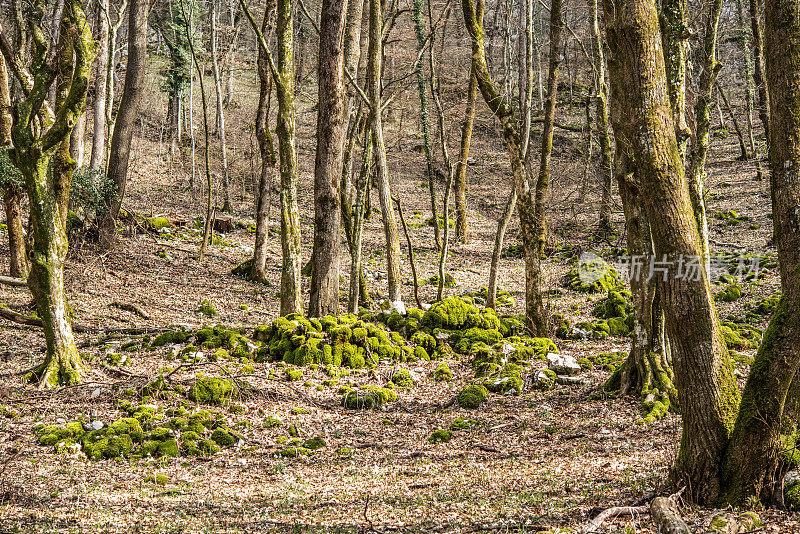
[211,0,233,212]
[250,1,277,284]
[1,0,95,386]
[90,0,111,170]
[309,0,350,317]
[241,0,303,315]
[601,0,740,502]
[100,0,150,248]
[462,0,550,335]
[367,0,403,305]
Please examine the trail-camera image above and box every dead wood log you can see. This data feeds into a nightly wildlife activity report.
[581,504,648,533]
[650,496,690,534]
[110,300,152,319]
[0,275,27,287]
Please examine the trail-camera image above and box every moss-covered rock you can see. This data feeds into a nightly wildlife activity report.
[341,386,398,409]
[484,363,523,395]
[188,378,235,405]
[457,384,489,409]
[592,290,632,319]
[303,436,326,450]
[433,362,453,382]
[211,428,236,447]
[421,296,480,330]
[715,284,742,302]
[450,417,480,431]
[389,368,414,388]
[197,299,217,317]
[532,368,557,390]
[563,256,622,293]
[428,429,452,444]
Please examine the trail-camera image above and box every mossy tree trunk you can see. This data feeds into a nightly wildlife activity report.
[309,0,350,317]
[462,0,548,335]
[4,0,95,387]
[588,0,613,233]
[251,1,277,284]
[90,0,110,170]
[454,67,476,244]
[0,53,27,279]
[659,0,690,155]
[604,148,676,420]
[368,0,403,304]
[412,0,441,252]
[241,0,303,314]
[211,0,232,213]
[719,0,800,505]
[686,0,723,260]
[602,0,739,503]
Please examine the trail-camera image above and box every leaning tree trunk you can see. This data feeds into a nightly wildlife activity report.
[463,0,548,335]
[602,0,739,503]
[100,0,150,248]
[6,0,95,387]
[720,0,800,505]
[251,3,277,284]
[368,0,402,304]
[309,0,349,317]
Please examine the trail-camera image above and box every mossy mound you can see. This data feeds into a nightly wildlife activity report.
[433,362,453,382]
[463,286,515,308]
[715,284,742,303]
[532,368,557,390]
[188,378,236,405]
[457,384,489,409]
[428,429,452,444]
[721,321,762,350]
[592,290,632,319]
[253,313,413,368]
[584,351,626,372]
[450,417,480,431]
[341,385,398,409]
[387,368,414,388]
[425,273,457,288]
[563,257,622,293]
[748,292,780,320]
[197,299,217,317]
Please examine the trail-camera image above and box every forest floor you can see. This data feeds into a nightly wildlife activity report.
[0,58,796,532]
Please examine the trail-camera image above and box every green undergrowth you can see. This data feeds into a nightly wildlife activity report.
[33,403,238,461]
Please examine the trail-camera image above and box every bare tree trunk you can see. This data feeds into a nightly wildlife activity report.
[454,68,476,244]
[368,0,402,304]
[749,0,770,142]
[602,0,739,503]
[487,188,516,310]
[211,0,233,212]
[412,0,441,251]
[99,0,150,249]
[348,126,372,312]
[90,0,111,170]
[309,0,350,316]
[251,3,277,284]
[736,0,756,158]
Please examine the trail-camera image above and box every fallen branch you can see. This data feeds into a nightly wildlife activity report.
[0,276,27,287]
[110,300,152,319]
[0,307,157,335]
[580,505,648,534]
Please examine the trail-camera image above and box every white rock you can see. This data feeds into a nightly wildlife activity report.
[556,375,585,385]
[90,388,101,399]
[90,420,104,431]
[785,469,800,488]
[546,353,581,376]
[501,342,516,356]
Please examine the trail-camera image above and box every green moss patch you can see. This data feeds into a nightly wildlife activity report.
[457,385,489,409]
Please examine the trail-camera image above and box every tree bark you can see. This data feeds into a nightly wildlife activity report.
[602,0,739,503]
[90,0,110,170]
[211,0,233,213]
[462,0,548,335]
[589,0,613,233]
[6,0,95,387]
[99,0,150,248]
[659,0,690,155]
[720,0,800,504]
[749,0,770,143]
[368,0,402,304]
[251,3,277,284]
[455,67,476,244]
[309,0,350,317]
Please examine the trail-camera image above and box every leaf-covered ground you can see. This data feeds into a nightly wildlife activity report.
[0,56,796,533]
